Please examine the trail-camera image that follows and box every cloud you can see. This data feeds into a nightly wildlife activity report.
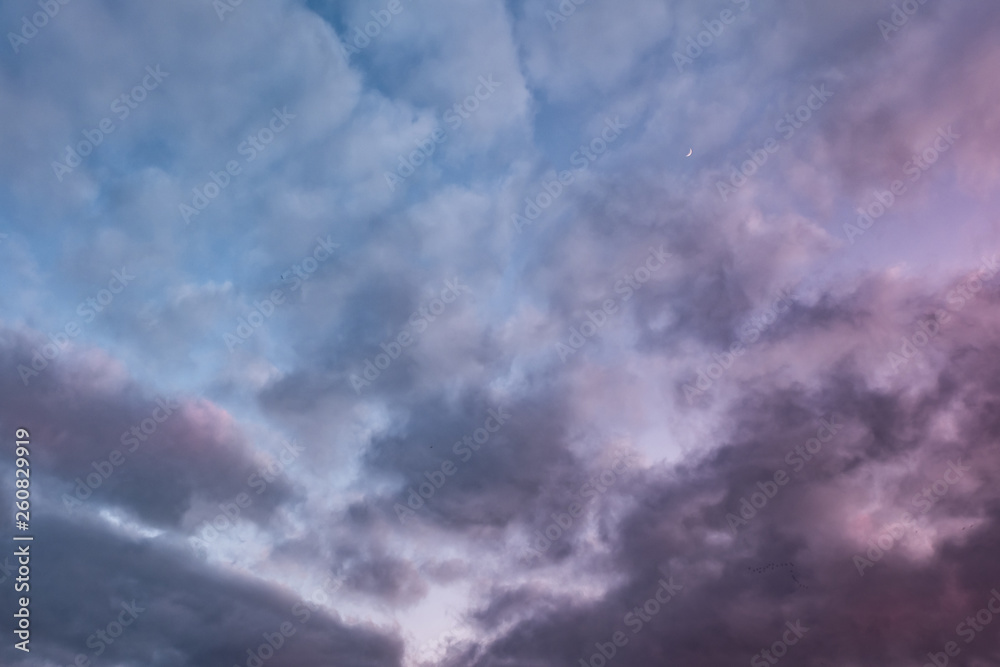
[3,0,1000,664]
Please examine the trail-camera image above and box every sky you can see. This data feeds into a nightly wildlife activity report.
[2,0,1000,666]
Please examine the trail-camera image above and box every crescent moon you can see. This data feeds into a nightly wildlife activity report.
[685,148,693,157]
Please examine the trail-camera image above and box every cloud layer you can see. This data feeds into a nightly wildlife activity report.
[2,0,1000,665]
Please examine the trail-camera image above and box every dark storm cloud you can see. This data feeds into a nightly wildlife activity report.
[338,550,429,606]
[0,326,296,529]
[363,390,580,531]
[0,513,403,667]
[446,271,1000,666]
